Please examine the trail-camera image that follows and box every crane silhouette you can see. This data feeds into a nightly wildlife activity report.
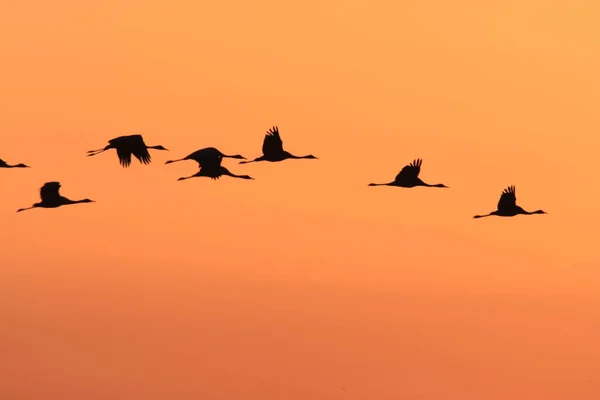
[368,159,448,188]
[0,158,30,168]
[473,185,546,218]
[87,134,168,167]
[16,182,94,213]
[165,147,246,166]
[239,126,317,164]
[177,155,254,181]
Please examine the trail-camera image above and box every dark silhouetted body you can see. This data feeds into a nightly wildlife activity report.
[473,185,546,218]
[165,147,246,166]
[368,159,448,188]
[87,134,168,167]
[17,182,94,213]
[177,155,254,181]
[0,158,30,168]
[239,126,317,164]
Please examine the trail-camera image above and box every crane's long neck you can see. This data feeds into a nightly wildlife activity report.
[368,182,393,186]
[165,158,185,164]
[422,182,448,188]
[61,197,94,205]
[522,209,545,215]
[286,153,315,159]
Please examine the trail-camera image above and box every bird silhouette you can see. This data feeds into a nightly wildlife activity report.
[177,155,254,181]
[368,159,448,188]
[239,126,317,164]
[473,185,546,218]
[165,147,246,166]
[16,182,95,213]
[0,158,30,168]
[87,134,168,167]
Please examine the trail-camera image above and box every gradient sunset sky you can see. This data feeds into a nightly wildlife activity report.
[1,1,599,399]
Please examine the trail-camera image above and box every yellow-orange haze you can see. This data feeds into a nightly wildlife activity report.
[1,1,599,399]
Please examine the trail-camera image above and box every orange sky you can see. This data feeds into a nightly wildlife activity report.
[1,1,599,399]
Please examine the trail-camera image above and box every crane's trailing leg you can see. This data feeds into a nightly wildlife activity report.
[87,146,110,156]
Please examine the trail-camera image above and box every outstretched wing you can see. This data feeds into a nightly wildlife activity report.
[108,135,135,167]
[128,135,152,165]
[108,135,129,146]
[116,146,132,167]
[40,182,61,202]
[0,158,7,167]
[132,147,151,164]
[191,147,218,158]
[198,155,223,169]
[262,126,284,156]
[395,158,422,181]
[127,134,145,142]
[497,185,517,211]
[198,156,224,179]
[188,148,223,166]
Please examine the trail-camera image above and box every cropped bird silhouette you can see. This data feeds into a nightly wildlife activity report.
[177,155,254,181]
[87,134,168,167]
[165,147,246,166]
[0,158,30,168]
[473,185,546,218]
[368,159,448,188]
[16,182,94,213]
[239,126,317,164]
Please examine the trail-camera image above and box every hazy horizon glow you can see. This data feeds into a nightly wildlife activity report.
[1,1,599,399]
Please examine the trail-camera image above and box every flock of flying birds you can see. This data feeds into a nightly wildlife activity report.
[2,127,546,218]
